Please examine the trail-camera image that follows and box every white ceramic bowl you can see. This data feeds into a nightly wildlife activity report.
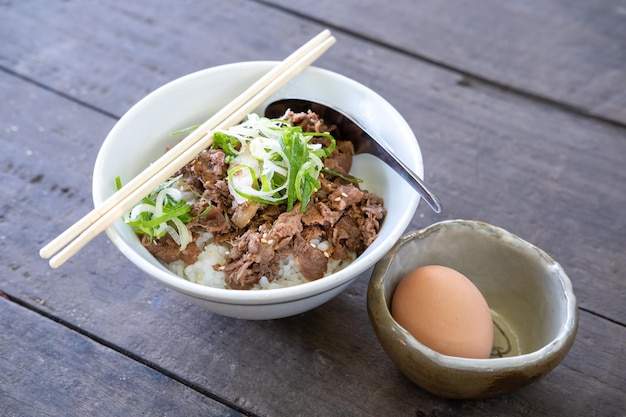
[92,61,423,319]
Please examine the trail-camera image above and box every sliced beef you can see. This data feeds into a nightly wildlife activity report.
[269,208,303,250]
[331,215,365,260]
[287,109,354,175]
[142,234,201,264]
[220,258,255,289]
[189,201,230,234]
[328,184,364,211]
[359,192,386,246]
[246,224,276,264]
[221,223,279,289]
[324,140,354,175]
[287,110,333,134]
[293,234,328,280]
[142,110,386,289]
[194,148,227,184]
[182,175,205,195]
[302,201,342,227]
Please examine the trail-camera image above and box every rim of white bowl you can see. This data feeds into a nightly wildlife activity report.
[93,61,422,305]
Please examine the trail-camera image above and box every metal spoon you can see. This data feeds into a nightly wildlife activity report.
[265,98,442,213]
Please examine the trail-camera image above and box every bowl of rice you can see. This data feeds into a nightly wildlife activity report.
[92,61,424,319]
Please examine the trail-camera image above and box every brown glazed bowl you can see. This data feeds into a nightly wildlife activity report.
[367,219,578,399]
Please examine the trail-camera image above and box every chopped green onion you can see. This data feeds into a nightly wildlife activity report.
[169,125,199,136]
[212,131,240,161]
[321,168,363,183]
[213,114,336,212]
[117,176,211,250]
[119,112,352,255]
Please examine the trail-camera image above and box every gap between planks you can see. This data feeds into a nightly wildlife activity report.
[0,291,262,417]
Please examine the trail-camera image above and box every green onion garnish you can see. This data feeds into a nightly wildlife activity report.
[119,112,347,253]
[117,176,210,250]
[215,114,335,212]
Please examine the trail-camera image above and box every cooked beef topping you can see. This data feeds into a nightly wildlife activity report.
[293,233,329,281]
[142,234,201,265]
[324,140,354,175]
[141,111,387,289]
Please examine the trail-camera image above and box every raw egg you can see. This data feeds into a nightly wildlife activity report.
[391,265,493,359]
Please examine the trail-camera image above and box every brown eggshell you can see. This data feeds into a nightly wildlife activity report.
[391,265,493,359]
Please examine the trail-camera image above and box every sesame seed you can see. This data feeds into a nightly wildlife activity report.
[218,266,226,271]
[261,238,268,244]
[324,251,330,258]
[310,242,317,248]
[334,197,342,202]
[267,239,274,245]
[341,192,348,197]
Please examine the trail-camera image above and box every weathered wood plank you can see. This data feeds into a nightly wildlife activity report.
[0,1,625,416]
[3,3,626,322]
[2,267,624,416]
[262,0,626,125]
[0,297,244,417]
[1,63,625,416]
[1,0,624,322]
[0,0,321,117]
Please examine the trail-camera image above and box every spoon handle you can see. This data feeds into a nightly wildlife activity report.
[265,98,442,213]
[370,139,442,213]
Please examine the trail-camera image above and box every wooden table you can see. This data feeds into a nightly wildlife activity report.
[1,1,624,416]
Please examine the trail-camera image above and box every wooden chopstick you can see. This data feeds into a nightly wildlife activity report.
[40,30,336,268]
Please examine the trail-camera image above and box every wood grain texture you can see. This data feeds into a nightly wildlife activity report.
[261,0,626,125]
[2,0,623,322]
[0,0,624,416]
[1,52,624,417]
[0,298,244,417]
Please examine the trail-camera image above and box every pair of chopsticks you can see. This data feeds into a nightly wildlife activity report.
[40,29,336,268]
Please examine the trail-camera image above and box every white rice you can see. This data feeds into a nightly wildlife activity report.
[168,236,354,290]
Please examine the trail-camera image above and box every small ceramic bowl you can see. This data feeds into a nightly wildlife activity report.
[367,219,578,399]
[92,61,424,320]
